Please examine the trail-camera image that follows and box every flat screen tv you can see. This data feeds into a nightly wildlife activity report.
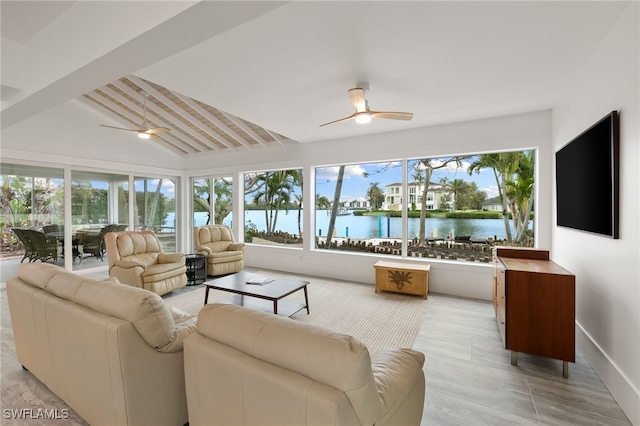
[556,111,619,238]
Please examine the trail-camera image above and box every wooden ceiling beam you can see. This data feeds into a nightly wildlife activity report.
[106,81,222,153]
[171,92,252,150]
[126,75,238,151]
[218,111,268,147]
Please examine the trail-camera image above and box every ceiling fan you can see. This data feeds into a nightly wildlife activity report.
[320,85,413,127]
[100,90,170,139]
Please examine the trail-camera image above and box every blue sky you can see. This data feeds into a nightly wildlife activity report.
[315,157,499,203]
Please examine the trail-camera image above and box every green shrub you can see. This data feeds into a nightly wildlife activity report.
[446,211,502,219]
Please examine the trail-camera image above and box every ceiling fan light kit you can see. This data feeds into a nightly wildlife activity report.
[320,85,413,127]
[355,113,372,124]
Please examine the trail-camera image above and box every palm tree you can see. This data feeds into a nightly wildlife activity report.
[448,178,467,210]
[252,170,299,235]
[316,195,331,210]
[366,182,384,210]
[506,151,535,243]
[467,152,530,243]
[325,165,345,246]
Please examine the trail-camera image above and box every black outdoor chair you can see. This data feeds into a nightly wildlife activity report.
[80,225,117,261]
[42,224,60,234]
[12,228,38,263]
[20,229,60,262]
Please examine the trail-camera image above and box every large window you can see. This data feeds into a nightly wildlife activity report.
[314,151,535,263]
[1,164,64,262]
[244,169,302,246]
[193,176,233,227]
[315,161,400,246]
[134,176,177,251]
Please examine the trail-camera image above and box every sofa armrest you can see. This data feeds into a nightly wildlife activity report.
[158,252,185,264]
[195,245,212,255]
[114,260,147,271]
[228,242,245,252]
[371,348,425,421]
[157,308,198,353]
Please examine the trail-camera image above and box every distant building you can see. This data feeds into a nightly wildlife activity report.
[341,198,370,209]
[382,182,454,211]
[481,196,502,212]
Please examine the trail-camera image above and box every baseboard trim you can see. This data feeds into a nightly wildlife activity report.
[576,322,640,425]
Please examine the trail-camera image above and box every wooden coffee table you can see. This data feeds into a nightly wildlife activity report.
[204,271,310,317]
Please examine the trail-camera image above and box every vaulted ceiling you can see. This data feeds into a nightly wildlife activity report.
[1,1,631,160]
[82,76,291,156]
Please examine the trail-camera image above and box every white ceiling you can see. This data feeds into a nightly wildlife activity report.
[1,1,631,158]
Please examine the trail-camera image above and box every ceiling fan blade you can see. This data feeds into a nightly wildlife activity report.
[370,111,414,121]
[347,88,367,112]
[145,127,171,134]
[319,113,357,127]
[100,124,138,132]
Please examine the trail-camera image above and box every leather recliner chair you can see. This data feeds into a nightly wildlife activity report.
[105,230,187,295]
[184,303,426,426]
[194,225,244,276]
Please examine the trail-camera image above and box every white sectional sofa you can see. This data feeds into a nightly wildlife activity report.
[6,263,196,426]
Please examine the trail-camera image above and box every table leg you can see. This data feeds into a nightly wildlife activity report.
[273,300,278,315]
[204,286,210,305]
[303,285,310,314]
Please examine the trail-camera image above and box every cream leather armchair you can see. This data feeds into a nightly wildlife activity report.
[105,230,187,295]
[194,225,244,276]
[184,304,426,426]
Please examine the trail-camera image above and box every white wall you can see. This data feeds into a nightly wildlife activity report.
[189,109,553,302]
[552,3,639,424]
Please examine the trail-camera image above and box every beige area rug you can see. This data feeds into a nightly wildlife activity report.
[164,271,431,354]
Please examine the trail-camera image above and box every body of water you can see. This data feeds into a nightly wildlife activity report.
[189,210,524,240]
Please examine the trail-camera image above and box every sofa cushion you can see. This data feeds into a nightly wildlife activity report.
[142,263,187,283]
[206,251,243,264]
[16,262,60,289]
[115,232,162,262]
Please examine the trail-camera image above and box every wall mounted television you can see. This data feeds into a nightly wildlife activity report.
[555,110,619,238]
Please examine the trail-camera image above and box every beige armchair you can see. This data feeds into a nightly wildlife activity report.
[184,304,426,426]
[105,230,187,295]
[194,225,244,276]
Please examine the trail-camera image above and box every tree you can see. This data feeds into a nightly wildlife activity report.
[250,170,300,235]
[193,178,233,225]
[467,151,533,244]
[366,182,384,210]
[325,165,345,246]
[448,178,467,210]
[316,194,331,210]
[506,151,535,243]
[413,157,468,246]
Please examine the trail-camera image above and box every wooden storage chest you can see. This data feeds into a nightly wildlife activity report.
[374,260,430,299]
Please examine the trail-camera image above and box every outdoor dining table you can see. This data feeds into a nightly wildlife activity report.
[45,231,82,261]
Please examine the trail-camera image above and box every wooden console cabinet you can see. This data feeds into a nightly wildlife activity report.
[493,247,575,378]
[374,260,429,299]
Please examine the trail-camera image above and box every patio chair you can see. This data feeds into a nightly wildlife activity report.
[21,229,60,262]
[11,228,38,263]
[42,224,60,234]
[81,225,115,261]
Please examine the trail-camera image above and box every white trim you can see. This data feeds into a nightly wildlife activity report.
[576,322,639,425]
